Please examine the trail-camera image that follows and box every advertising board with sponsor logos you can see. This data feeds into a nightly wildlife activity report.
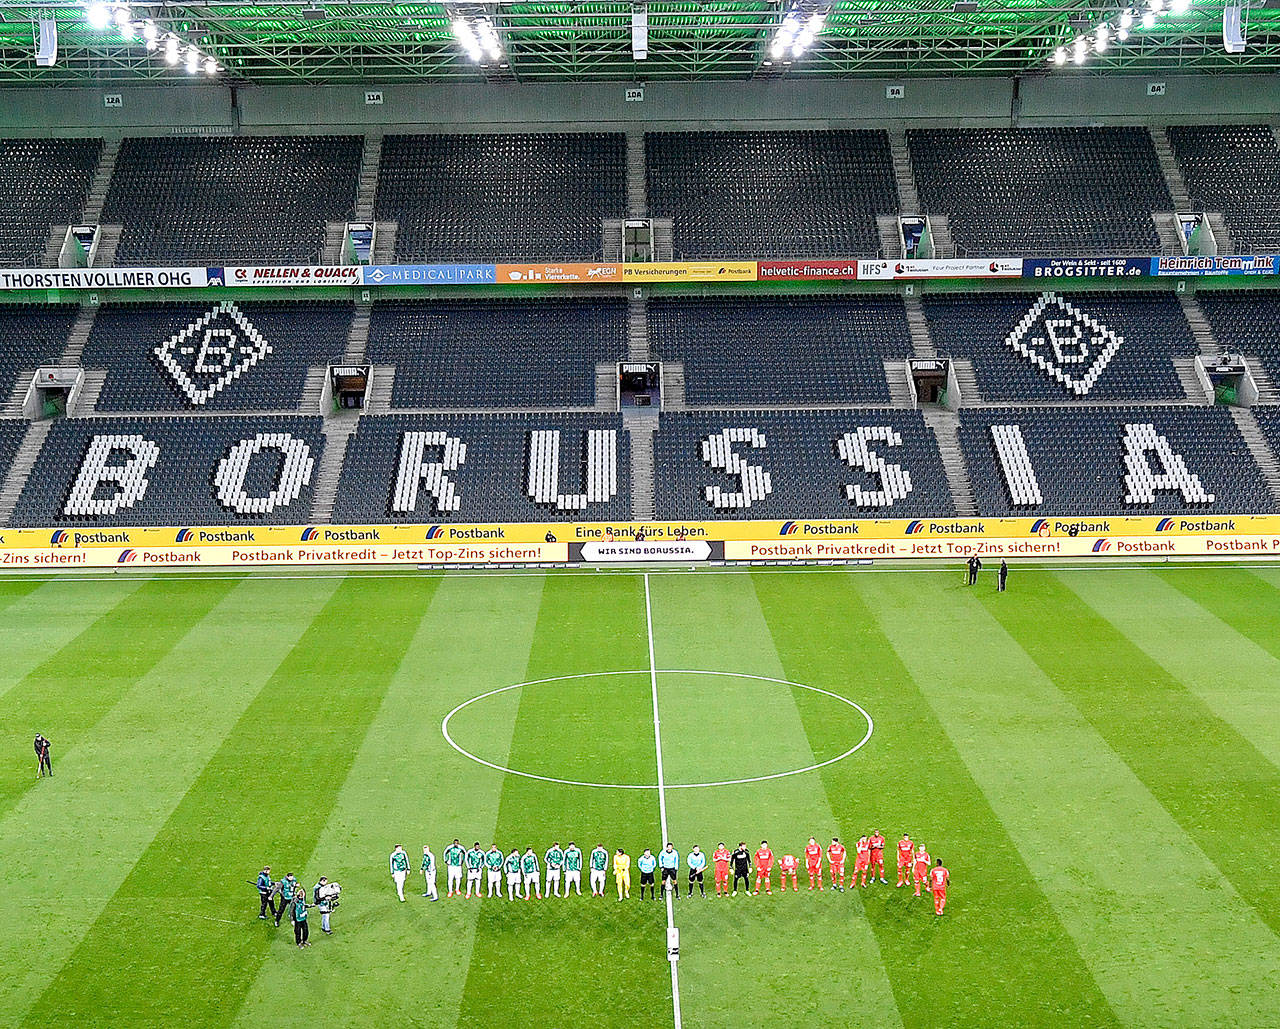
[3,516,1277,570]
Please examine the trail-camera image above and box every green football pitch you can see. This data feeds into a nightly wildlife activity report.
[1,565,1279,1028]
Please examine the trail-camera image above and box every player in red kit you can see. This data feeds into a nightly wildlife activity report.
[869,831,887,884]
[912,845,930,897]
[929,859,950,915]
[753,841,774,895]
[804,837,823,890]
[779,852,799,892]
[896,834,914,887]
[827,837,846,891]
[854,835,872,887]
[712,843,731,897]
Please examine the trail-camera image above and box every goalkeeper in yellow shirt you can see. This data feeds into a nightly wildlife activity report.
[613,848,631,901]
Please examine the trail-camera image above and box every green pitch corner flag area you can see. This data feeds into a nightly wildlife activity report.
[1,566,1278,1027]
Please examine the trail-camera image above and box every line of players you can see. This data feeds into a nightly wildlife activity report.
[399,832,950,916]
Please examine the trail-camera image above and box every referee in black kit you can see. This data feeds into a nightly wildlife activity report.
[34,733,52,777]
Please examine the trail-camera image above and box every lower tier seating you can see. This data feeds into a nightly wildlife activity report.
[0,305,77,402]
[12,416,325,526]
[960,407,1270,515]
[332,413,630,524]
[654,410,953,520]
[1195,291,1280,391]
[0,419,26,485]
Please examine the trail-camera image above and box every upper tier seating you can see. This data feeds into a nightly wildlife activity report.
[367,298,626,409]
[1196,290,1280,390]
[12,416,325,526]
[0,138,101,267]
[376,133,626,262]
[908,128,1170,256]
[654,409,952,520]
[923,291,1196,401]
[960,406,1270,515]
[1167,125,1280,253]
[333,412,630,524]
[1252,408,1280,460]
[0,304,78,401]
[645,130,897,259]
[103,136,362,265]
[0,419,26,484]
[82,301,352,412]
[648,295,910,406]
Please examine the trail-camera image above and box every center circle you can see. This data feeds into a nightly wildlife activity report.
[441,670,874,790]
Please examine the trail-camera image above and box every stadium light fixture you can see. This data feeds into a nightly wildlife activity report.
[86,2,110,30]
[204,56,218,74]
[768,4,830,64]
[1169,0,1191,14]
[1073,38,1087,62]
[1120,10,1134,29]
[185,45,198,73]
[1054,46,1066,64]
[164,34,179,64]
[1142,11,1156,28]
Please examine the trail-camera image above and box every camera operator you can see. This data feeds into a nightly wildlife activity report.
[313,877,340,935]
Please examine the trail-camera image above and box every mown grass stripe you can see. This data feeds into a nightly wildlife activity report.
[756,570,1117,1028]
[1160,566,1280,668]
[457,574,668,1029]
[652,573,903,1029]
[861,571,1280,1027]
[0,576,341,1022]
[0,577,241,824]
[229,574,547,1029]
[23,575,439,1028]
[1066,569,1280,772]
[993,571,1280,938]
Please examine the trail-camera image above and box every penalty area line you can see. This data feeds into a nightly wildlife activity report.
[643,573,682,1029]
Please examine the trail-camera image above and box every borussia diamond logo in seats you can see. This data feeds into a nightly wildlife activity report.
[153,301,271,406]
[1003,292,1123,396]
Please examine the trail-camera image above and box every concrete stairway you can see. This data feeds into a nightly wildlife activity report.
[344,303,372,362]
[41,225,67,268]
[0,420,50,525]
[949,358,981,406]
[61,304,98,363]
[626,131,646,218]
[1152,212,1184,255]
[928,213,956,259]
[92,225,122,268]
[1178,293,1221,357]
[309,419,359,523]
[651,219,674,262]
[661,361,685,409]
[354,133,383,223]
[595,361,617,411]
[1151,128,1192,210]
[372,221,398,264]
[82,137,121,225]
[1,379,26,417]
[364,366,395,413]
[626,416,657,520]
[1205,212,1234,255]
[884,359,915,408]
[1230,407,1280,504]
[1172,358,1210,404]
[887,129,920,212]
[1246,359,1280,404]
[73,369,106,415]
[320,221,346,265]
[627,292,649,360]
[922,408,977,516]
[876,214,903,259]
[301,366,328,414]
[903,294,934,357]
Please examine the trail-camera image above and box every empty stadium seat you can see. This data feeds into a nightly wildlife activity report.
[376,133,626,262]
[0,138,101,267]
[908,128,1170,255]
[645,130,897,259]
[0,304,77,402]
[1168,125,1280,252]
[0,419,27,485]
[1196,290,1280,392]
[649,295,910,405]
[103,136,362,265]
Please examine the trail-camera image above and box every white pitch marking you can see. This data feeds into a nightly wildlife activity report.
[439,670,875,790]
[644,573,682,1029]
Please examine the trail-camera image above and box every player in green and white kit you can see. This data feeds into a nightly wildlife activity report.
[589,844,609,897]
[564,842,583,897]
[465,842,485,899]
[444,839,465,897]
[504,849,522,900]
[485,845,504,897]
[521,847,541,899]
[390,845,410,902]
[421,845,438,900]
[544,843,565,898]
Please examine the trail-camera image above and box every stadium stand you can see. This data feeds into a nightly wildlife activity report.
[0,138,101,267]
[648,295,910,406]
[960,406,1271,515]
[375,133,626,262]
[367,297,626,409]
[1196,290,1280,389]
[11,415,325,526]
[654,409,952,520]
[1167,125,1280,252]
[332,412,630,523]
[907,128,1170,255]
[0,419,26,483]
[102,136,362,265]
[922,291,1196,401]
[0,304,78,402]
[81,300,353,412]
[644,130,897,259]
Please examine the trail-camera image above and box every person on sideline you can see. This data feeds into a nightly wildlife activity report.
[422,845,439,901]
[390,845,410,902]
[614,848,631,901]
[256,866,276,921]
[998,559,1009,592]
[293,889,309,947]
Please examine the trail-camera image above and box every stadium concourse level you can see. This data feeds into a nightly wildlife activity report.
[648,295,909,405]
[0,304,78,401]
[907,128,1171,256]
[102,136,363,266]
[83,301,353,412]
[376,133,626,263]
[0,138,100,267]
[367,297,626,409]
[644,130,898,259]
[1197,290,1280,389]
[922,291,1197,402]
[960,407,1272,516]
[1168,125,1280,253]
[332,413,630,524]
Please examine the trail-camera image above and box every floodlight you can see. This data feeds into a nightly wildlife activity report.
[185,46,198,73]
[1053,47,1066,64]
[204,56,217,74]
[142,20,156,42]
[1149,0,1165,12]
[113,5,130,28]
[1117,27,1130,40]
[1142,11,1156,28]
[1095,34,1108,52]
[86,3,110,30]
[1169,0,1190,13]
[164,34,179,63]
[1073,38,1087,61]
[1120,10,1134,28]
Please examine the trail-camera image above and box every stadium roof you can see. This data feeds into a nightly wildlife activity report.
[0,0,1278,85]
